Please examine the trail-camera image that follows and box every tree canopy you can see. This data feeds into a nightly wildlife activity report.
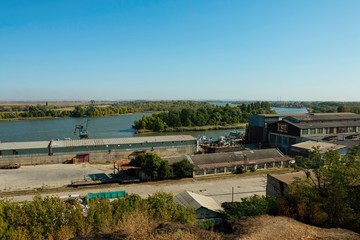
[0,192,196,239]
[130,152,171,181]
[173,159,194,178]
[283,148,360,232]
[133,102,275,132]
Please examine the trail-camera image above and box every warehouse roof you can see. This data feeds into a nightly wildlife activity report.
[291,141,346,152]
[191,149,285,165]
[174,190,223,213]
[0,135,196,151]
[163,155,188,165]
[51,135,196,148]
[190,149,292,170]
[0,141,49,150]
[283,119,360,129]
[269,171,311,185]
[285,113,360,123]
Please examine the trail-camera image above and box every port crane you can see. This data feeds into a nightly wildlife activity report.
[74,118,90,139]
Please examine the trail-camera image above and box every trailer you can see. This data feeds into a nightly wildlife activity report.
[87,190,126,201]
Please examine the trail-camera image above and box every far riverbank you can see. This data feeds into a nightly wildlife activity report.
[136,123,247,134]
[0,107,306,142]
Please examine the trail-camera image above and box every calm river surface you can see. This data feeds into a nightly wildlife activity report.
[0,113,242,142]
[0,107,307,142]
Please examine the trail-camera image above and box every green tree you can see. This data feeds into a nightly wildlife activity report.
[85,100,96,117]
[222,195,277,220]
[173,159,194,178]
[70,106,86,117]
[167,110,182,127]
[152,117,166,131]
[288,148,360,230]
[158,160,171,180]
[146,192,196,224]
[87,198,113,232]
[134,152,171,180]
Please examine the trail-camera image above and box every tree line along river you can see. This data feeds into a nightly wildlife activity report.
[0,107,307,142]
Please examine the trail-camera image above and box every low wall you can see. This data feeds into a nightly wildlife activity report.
[0,146,196,166]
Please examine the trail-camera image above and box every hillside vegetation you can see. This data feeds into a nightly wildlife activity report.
[229,215,360,240]
[0,192,201,239]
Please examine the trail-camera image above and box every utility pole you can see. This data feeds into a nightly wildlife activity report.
[232,186,234,202]
[232,186,240,202]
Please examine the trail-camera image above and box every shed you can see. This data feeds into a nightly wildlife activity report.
[174,190,223,219]
[266,172,309,196]
[290,141,348,156]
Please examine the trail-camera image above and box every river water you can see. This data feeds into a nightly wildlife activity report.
[272,107,308,114]
[0,107,307,142]
[0,113,242,142]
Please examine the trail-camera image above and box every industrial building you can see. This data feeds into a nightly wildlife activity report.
[0,135,197,166]
[247,113,299,146]
[266,113,360,151]
[188,149,293,177]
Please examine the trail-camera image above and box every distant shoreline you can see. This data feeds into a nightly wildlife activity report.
[136,123,247,134]
[0,113,142,122]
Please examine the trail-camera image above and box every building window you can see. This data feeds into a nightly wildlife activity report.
[277,123,288,133]
[329,128,335,134]
[337,127,347,133]
[0,150,2,155]
[317,128,323,134]
[301,129,308,135]
[309,129,316,135]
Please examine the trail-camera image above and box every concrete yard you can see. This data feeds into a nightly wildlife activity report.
[0,163,268,203]
[0,163,114,191]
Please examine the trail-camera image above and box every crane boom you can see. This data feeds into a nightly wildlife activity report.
[74,118,90,139]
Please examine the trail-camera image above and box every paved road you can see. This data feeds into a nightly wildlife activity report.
[0,163,267,203]
[3,175,267,203]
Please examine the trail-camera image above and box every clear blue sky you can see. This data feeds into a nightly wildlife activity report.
[1,0,359,101]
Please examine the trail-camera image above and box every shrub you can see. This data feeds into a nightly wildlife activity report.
[173,159,194,178]
[222,195,277,219]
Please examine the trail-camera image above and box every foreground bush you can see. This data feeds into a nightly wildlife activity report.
[222,195,278,220]
[0,192,197,240]
[280,148,360,233]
